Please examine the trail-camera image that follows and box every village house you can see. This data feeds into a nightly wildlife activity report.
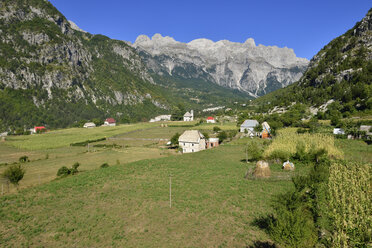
[104,118,116,126]
[261,122,271,139]
[206,137,219,149]
[149,115,172,122]
[206,116,215,123]
[31,126,46,134]
[240,119,259,137]
[183,110,194,121]
[83,122,96,128]
[333,128,345,135]
[178,130,206,153]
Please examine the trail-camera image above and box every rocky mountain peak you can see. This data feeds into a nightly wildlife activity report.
[133,34,309,96]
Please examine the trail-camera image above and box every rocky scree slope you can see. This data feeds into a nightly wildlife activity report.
[133,34,309,97]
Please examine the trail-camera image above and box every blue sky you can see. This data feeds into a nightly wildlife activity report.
[49,0,371,59]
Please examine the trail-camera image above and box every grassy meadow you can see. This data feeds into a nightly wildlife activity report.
[0,120,370,247]
[0,139,303,247]
[0,122,239,193]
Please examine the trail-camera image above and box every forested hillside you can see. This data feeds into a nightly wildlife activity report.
[255,8,372,116]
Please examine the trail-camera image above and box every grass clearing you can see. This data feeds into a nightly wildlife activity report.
[0,141,305,247]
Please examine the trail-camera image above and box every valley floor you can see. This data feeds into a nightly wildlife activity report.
[0,122,370,247]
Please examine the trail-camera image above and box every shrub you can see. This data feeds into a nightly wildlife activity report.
[71,162,80,174]
[57,166,70,177]
[2,164,25,187]
[170,133,180,147]
[213,126,221,132]
[19,156,29,163]
[270,149,290,162]
[246,139,264,161]
[100,163,109,168]
[202,132,209,140]
[217,131,227,143]
[57,162,80,177]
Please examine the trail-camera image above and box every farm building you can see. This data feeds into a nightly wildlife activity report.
[149,115,171,122]
[206,117,216,123]
[83,122,96,128]
[32,126,46,134]
[261,122,271,139]
[206,138,219,149]
[104,118,116,126]
[178,130,206,153]
[183,110,194,121]
[333,128,345,135]
[240,120,259,137]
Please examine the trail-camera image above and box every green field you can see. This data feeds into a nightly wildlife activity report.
[0,122,370,247]
[0,122,238,193]
[0,139,301,247]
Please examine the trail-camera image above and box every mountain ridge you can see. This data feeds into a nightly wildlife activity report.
[133,33,309,97]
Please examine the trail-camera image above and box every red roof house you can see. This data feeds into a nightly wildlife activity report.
[104,118,116,126]
[34,126,46,133]
[206,116,215,123]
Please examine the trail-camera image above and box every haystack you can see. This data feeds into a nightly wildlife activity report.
[282,160,295,171]
[253,160,271,178]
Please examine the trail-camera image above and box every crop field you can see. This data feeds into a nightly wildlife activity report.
[0,138,305,247]
[264,128,344,159]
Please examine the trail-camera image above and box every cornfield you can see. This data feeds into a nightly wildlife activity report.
[328,162,371,247]
[264,128,343,159]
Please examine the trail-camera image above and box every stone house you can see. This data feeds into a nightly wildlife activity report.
[183,110,194,121]
[178,130,206,153]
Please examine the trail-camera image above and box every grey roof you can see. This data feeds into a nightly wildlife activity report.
[184,111,192,117]
[240,119,259,128]
[360,125,372,135]
[178,130,204,143]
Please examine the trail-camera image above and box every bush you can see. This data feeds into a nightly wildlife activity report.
[246,140,264,161]
[202,132,209,140]
[100,163,109,168]
[213,126,221,132]
[57,166,70,177]
[2,164,25,186]
[217,131,227,143]
[57,162,80,177]
[71,162,80,174]
[19,156,29,163]
[170,133,180,147]
[268,195,318,248]
[270,149,290,162]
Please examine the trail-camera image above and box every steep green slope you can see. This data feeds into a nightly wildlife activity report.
[255,8,372,116]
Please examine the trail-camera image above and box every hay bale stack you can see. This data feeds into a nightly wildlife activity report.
[253,160,271,178]
[282,161,295,171]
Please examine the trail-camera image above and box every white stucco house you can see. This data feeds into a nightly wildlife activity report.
[206,116,216,123]
[183,110,194,121]
[104,118,116,126]
[83,122,96,128]
[149,115,171,122]
[178,130,206,153]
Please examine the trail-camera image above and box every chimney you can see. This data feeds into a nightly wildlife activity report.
[191,110,193,116]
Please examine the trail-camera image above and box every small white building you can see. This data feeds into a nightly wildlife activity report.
[104,118,116,126]
[149,115,171,122]
[178,130,206,153]
[333,128,345,135]
[183,110,194,121]
[83,122,96,128]
[206,116,216,123]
